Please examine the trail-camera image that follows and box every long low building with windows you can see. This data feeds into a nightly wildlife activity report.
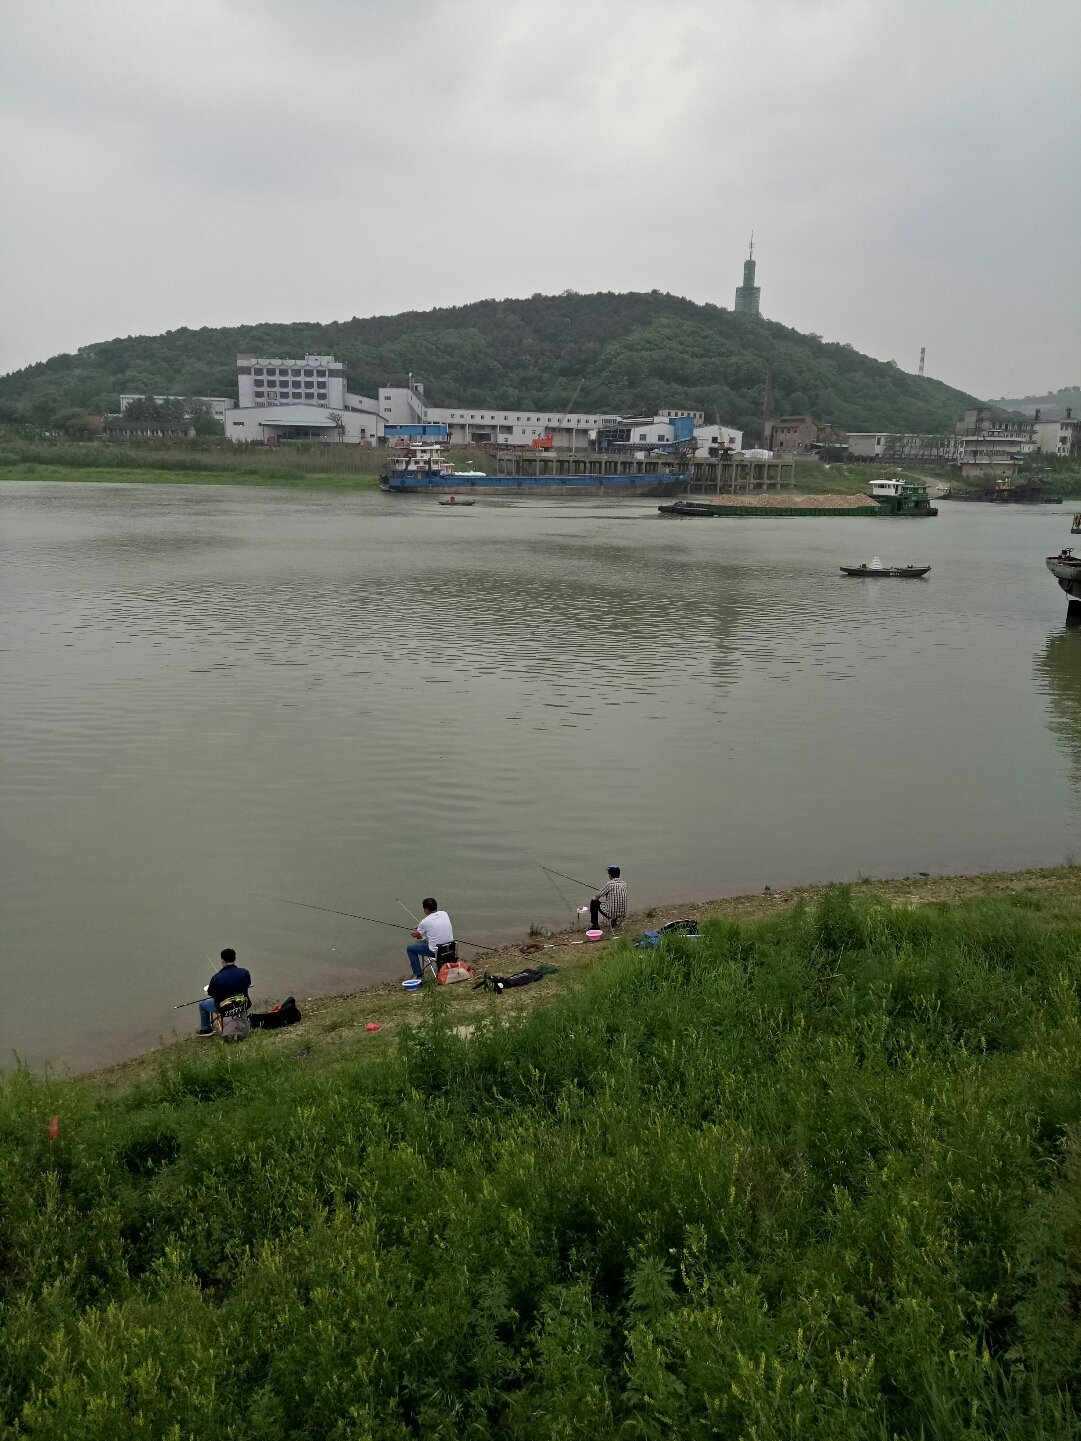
[222,353,742,453]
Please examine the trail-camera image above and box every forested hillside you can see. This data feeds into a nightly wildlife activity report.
[990,385,1081,419]
[0,291,977,438]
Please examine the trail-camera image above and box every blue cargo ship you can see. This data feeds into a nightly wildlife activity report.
[380,443,687,497]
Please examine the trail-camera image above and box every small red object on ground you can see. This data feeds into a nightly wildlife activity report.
[365,1022,381,1032]
[47,1115,59,1140]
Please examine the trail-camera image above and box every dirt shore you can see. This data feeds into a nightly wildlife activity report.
[81,864,1081,1094]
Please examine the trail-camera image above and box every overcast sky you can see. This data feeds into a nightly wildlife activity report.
[1,0,1078,399]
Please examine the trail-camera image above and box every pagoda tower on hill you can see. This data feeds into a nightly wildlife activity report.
[734,234,761,315]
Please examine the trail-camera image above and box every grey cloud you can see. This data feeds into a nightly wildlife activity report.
[0,0,1077,396]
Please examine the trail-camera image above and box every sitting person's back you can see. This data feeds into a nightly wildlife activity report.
[197,948,253,1040]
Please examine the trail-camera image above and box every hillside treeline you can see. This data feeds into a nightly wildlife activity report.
[0,292,976,439]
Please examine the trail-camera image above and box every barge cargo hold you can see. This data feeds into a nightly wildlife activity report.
[660,500,882,518]
[382,472,688,497]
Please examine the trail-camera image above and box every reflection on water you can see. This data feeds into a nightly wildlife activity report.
[3,481,1081,1070]
[1036,626,1081,790]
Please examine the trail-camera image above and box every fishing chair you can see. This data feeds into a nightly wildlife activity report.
[423,941,458,980]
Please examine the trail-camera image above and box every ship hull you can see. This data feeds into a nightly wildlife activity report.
[383,473,687,497]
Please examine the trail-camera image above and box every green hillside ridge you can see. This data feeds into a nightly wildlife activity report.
[991,386,1081,419]
[0,291,977,439]
[5,876,1081,1438]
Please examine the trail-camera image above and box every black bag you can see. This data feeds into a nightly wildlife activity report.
[473,966,554,994]
[250,996,302,1030]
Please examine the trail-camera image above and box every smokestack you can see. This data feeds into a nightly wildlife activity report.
[1068,408,1074,420]
[918,346,925,377]
[1035,408,1041,421]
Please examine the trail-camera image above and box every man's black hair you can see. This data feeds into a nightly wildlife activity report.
[422,897,438,912]
[220,947,237,964]
[607,867,620,878]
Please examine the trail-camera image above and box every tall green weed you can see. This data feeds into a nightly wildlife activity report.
[4,889,1081,1436]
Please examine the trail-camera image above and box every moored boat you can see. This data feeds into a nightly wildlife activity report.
[1047,547,1081,605]
[438,497,476,506]
[840,557,931,578]
[380,440,686,497]
[866,477,938,517]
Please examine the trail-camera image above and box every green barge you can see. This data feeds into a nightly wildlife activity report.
[659,478,938,520]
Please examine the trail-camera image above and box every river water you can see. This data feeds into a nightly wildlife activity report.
[3,480,1081,1071]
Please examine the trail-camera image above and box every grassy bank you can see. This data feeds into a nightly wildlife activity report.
[6,868,1081,1437]
[0,462,383,491]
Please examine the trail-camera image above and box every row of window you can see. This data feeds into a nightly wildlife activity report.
[255,385,327,394]
[441,413,602,425]
[253,366,329,378]
[249,400,332,409]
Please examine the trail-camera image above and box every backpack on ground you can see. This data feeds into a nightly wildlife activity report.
[250,997,303,1030]
[217,992,252,1042]
[220,1010,251,1042]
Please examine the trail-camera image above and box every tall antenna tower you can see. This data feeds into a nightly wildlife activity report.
[918,347,926,377]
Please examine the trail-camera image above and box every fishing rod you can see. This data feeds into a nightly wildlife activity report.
[395,897,420,922]
[260,895,498,950]
[174,998,205,1009]
[541,864,600,892]
[540,864,576,917]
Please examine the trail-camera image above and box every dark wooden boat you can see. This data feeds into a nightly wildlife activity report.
[840,564,931,578]
[437,497,476,507]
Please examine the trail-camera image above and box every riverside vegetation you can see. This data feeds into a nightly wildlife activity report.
[5,879,1081,1437]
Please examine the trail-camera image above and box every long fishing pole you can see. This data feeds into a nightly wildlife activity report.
[174,998,204,1009]
[260,895,498,950]
[395,897,420,922]
[541,865,600,892]
[540,864,575,917]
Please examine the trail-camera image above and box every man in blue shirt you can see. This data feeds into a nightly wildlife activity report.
[196,949,253,1037]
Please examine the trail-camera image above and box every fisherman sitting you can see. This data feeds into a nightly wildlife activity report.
[196,948,253,1040]
[406,897,455,980]
[590,866,628,932]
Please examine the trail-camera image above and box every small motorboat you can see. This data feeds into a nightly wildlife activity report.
[438,496,476,506]
[840,556,930,578]
[1048,548,1081,605]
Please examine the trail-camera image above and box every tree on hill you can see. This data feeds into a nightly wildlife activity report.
[0,292,979,437]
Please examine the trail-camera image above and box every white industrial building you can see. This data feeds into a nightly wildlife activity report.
[1032,414,1079,457]
[377,379,623,449]
[118,393,235,423]
[222,354,742,453]
[226,354,382,444]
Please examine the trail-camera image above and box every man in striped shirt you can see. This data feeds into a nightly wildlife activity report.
[590,866,628,931]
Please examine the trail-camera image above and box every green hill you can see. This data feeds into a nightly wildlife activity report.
[0,291,977,438]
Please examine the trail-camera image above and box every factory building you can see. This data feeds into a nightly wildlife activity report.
[118,394,235,423]
[221,355,742,454]
[226,354,382,444]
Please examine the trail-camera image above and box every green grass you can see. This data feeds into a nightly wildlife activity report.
[5,884,1081,1436]
[0,462,382,491]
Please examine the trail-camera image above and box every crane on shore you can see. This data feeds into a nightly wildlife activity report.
[531,377,587,449]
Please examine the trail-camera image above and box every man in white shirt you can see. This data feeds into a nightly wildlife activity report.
[407,897,455,979]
